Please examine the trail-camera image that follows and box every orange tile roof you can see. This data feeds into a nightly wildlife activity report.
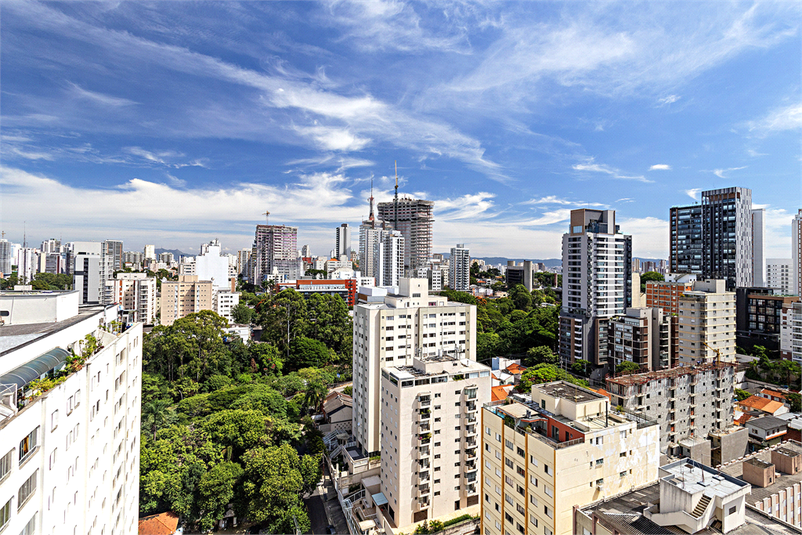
[503,363,527,375]
[735,414,752,426]
[760,388,787,400]
[589,388,611,399]
[738,396,785,414]
[138,512,179,535]
[491,385,511,402]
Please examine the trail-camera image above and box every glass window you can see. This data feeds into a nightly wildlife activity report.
[19,427,39,465]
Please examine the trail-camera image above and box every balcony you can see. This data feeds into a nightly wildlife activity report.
[465,425,478,436]
[417,445,431,459]
[418,409,431,421]
[417,497,430,509]
[465,437,477,448]
[465,401,477,412]
[418,395,432,408]
[465,460,477,472]
[463,449,477,460]
[417,421,431,433]
[466,483,477,495]
[418,484,431,497]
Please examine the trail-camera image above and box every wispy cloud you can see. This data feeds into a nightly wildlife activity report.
[658,95,680,106]
[572,159,652,183]
[711,166,746,178]
[685,188,701,200]
[649,164,671,171]
[67,82,138,107]
[747,102,802,136]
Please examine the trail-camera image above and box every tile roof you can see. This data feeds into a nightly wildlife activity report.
[760,388,788,400]
[503,363,527,375]
[738,396,784,414]
[491,385,513,402]
[138,512,179,535]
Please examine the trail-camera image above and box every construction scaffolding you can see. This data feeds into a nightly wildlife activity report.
[606,361,735,387]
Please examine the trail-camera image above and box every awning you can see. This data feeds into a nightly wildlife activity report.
[372,492,388,507]
[0,348,71,389]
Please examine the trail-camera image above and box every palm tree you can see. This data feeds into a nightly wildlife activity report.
[141,399,177,439]
[302,382,328,413]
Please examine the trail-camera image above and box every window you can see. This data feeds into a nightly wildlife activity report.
[0,498,10,530]
[19,514,35,535]
[544,505,552,518]
[19,427,39,465]
[544,463,551,475]
[48,449,57,471]
[50,410,58,431]
[18,469,38,510]
[0,450,11,482]
[729,506,737,515]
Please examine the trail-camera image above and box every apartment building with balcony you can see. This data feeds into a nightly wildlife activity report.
[352,278,477,457]
[606,363,740,460]
[736,287,800,355]
[378,355,490,529]
[159,275,214,326]
[677,279,736,365]
[107,272,157,324]
[606,307,673,371]
[645,273,697,314]
[0,290,142,535]
[781,301,802,362]
[481,381,659,535]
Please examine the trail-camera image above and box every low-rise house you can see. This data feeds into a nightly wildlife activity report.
[318,391,353,434]
[745,416,788,448]
[738,395,789,417]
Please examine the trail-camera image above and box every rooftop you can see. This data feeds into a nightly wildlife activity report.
[606,361,734,386]
[580,481,802,535]
[0,306,106,355]
[720,441,802,506]
[739,396,785,414]
[661,459,748,498]
[747,416,787,431]
[535,380,605,402]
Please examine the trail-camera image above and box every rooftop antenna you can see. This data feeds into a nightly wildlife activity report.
[262,210,270,225]
[23,221,27,248]
[394,161,399,230]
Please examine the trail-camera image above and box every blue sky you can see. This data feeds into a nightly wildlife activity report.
[1,1,800,259]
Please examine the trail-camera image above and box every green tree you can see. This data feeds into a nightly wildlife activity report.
[197,461,244,532]
[615,361,641,375]
[231,303,253,325]
[141,398,178,439]
[735,388,752,402]
[517,364,586,392]
[249,343,283,375]
[203,409,270,455]
[524,346,558,367]
[640,271,664,283]
[570,359,592,377]
[508,284,532,311]
[306,293,352,356]
[289,336,330,371]
[257,289,308,357]
[786,393,802,412]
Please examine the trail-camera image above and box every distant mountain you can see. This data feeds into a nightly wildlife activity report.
[156,248,190,258]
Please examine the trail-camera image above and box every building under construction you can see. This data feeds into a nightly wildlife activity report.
[605,362,741,460]
[377,197,434,273]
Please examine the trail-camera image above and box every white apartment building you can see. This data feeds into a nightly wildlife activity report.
[0,290,142,535]
[70,242,114,306]
[377,231,405,288]
[352,278,477,457]
[559,209,632,367]
[0,240,12,277]
[481,382,660,535]
[767,258,795,295]
[794,209,802,297]
[335,224,351,261]
[677,279,736,365]
[379,356,491,529]
[782,301,802,363]
[143,245,155,261]
[107,273,157,324]
[214,290,240,324]
[449,244,470,292]
[195,240,230,290]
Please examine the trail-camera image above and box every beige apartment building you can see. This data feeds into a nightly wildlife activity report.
[159,275,214,326]
[677,279,736,365]
[379,356,491,529]
[352,278,477,456]
[481,382,660,535]
[108,272,157,324]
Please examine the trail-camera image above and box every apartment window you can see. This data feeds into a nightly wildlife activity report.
[50,410,59,431]
[19,514,35,535]
[18,470,38,510]
[729,506,737,515]
[544,505,552,518]
[0,450,11,482]
[529,514,538,527]
[19,427,39,465]
[48,449,57,471]
[0,498,10,530]
[544,463,551,475]
[505,439,513,450]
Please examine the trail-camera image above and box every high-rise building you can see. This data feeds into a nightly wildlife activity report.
[606,363,739,459]
[379,356,490,529]
[793,210,802,297]
[670,187,758,289]
[735,287,799,354]
[253,219,299,283]
[39,238,61,254]
[195,240,230,289]
[15,248,39,284]
[0,290,142,535]
[0,239,12,276]
[449,243,470,291]
[301,244,311,258]
[767,258,794,294]
[237,249,252,279]
[481,382,659,535]
[558,209,632,367]
[160,275,214,326]
[214,290,240,324]
[157,252,174,265]
[645,273,697,314]
[70,242,113,305]
[782,301,802,363]
[505,260,533,291]
[334,224,351,261]
[108,272,157,324]
[351,278,477,456]
[122,251,143,269]
[377,198,434,273]
[753,208,766,287]
[377,230,404,287]
[677,279,735,365]
[605,307,673,371]
[102,240,124,271]
[143,244,155,261]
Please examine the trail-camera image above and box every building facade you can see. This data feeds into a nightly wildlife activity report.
[0,239,12,276]
[794,210,802,297]
[352,279,477,456]
[481,382,660,535]
[677,279,736,365]
[605,307,672,371]
[645,274,697,314]
[736,287,800,354]
[670,187,759,290]
[159,275,214,326]
[559,209,632,367]
[767,258,795,295]
[377,231,405,288]
[0,290,142,535]
[253,223,299,284]
[449,244,470,292]
[781,301,802,363]
[606,363,736,456]
[335,224,351,261]
[108,272,157,324]
[378,356,490,529]
[377,198,434,273]
[505,261,533,292]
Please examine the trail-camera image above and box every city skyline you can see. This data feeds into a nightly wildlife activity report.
[1,1,800,258]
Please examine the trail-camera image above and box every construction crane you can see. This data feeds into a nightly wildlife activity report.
[700,340,721,366]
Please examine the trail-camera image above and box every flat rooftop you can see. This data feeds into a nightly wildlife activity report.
[0,307,105,355]
[580,481,802,535]
[535,381,605,403]
[720,441,802,506]
[661,460,748,499]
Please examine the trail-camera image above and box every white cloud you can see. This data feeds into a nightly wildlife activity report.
[67,82,138,107]
[572,159,652,183]
[649,164,671,171]
[620,217,669,259]
[711,166,746,179]
[747,102,802,135]
[685,188,701,200]
[658,95,680,106]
